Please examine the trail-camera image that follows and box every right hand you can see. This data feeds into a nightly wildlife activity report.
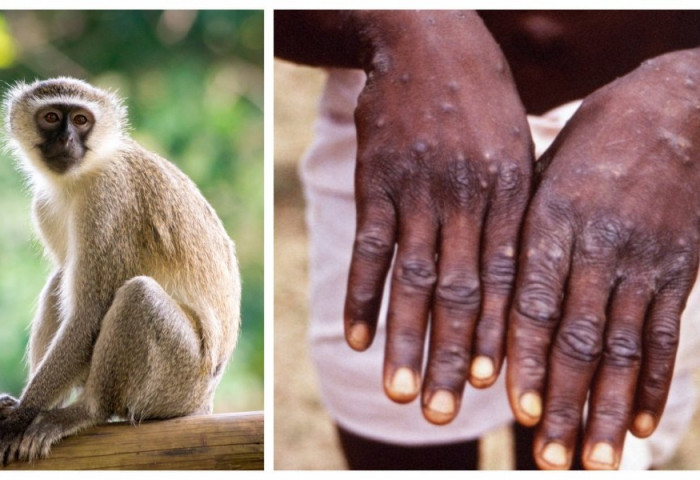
[342,11,534,425]
[0,394,19,420]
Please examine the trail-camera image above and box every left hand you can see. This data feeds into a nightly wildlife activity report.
[507,48,700,469]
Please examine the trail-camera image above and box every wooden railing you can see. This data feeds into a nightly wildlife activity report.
[1,411,264,470]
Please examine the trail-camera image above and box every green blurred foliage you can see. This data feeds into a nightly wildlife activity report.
[0,11,263,413]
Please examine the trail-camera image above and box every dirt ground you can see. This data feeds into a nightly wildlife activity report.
[273,59,700,470]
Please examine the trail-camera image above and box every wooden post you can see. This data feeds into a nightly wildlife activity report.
[1,411,264,470]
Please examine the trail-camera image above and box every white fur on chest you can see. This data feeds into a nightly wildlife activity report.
[32,183,75,266]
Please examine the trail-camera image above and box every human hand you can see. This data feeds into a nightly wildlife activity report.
[507,48,700,469]
[342,11,533,424]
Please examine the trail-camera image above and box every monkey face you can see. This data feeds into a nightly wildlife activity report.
[4,77,127,180]
[35,104,94,174]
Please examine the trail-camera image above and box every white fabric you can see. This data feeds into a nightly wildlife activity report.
[300,68,700,468]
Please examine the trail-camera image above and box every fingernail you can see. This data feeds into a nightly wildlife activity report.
[541,442,568,468]
[519,391,542,421]
[470,356,494,381]
[633,412,656,437]
[347,323,370,350]
[425,389,455,424]
[388,367,418,401]
[588,442,616,468]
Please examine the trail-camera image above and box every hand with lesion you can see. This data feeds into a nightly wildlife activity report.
[337,11,534,425]
[507,48,700,470]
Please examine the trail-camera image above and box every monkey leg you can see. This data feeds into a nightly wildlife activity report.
[86,275,213,420]
[13,276,214,463]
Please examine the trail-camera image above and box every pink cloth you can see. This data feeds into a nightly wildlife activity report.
[300,68,700,468]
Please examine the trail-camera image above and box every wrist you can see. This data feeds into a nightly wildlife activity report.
[349,11,495,74]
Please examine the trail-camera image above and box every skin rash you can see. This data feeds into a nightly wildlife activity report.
[275,10,700,470]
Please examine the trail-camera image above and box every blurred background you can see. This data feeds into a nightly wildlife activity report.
[274,59,700,470]
[0,11,263,414]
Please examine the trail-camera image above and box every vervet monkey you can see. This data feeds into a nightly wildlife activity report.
[0,77,241,465]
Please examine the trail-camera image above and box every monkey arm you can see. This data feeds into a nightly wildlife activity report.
[0,263,111,463]
[27,270,64,376]
[19,299,106,413]
[19,245,125,414]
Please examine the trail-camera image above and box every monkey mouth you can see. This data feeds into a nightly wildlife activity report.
[43,153,81,174]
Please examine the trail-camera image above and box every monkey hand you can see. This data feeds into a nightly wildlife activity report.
[7,411,71,464]
[0,394,19,420]
[507,48,700,470]
[343,11,533,424]
[0,409,37,465]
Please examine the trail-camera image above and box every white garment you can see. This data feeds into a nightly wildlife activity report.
[300,68,700,468]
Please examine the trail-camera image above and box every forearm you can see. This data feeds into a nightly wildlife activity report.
[20,271,112,411]
[19,320,94,411]
[28,270,63,375]
[275,10,364,68]
[274,10,492,72]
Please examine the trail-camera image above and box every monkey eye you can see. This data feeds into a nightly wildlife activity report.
[73,114,89,126]
[44,112,60,123]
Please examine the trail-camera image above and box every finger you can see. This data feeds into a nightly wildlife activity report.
[421,214,482,424]
[507,206,573,427]
[582,281,652,470]
[471,160,530,388]
[383,213,438,403]
[344,192,397,351]
[534,262,614,470]
[630,280,690,438]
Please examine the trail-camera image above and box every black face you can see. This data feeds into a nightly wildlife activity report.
[35,104,94,173]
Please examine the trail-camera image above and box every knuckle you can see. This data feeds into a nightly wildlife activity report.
[640,369,670,399]
[591,400,631,426]
[474,317,505,348]
[395,257,437,292]
[646,321,680,355]
[345,285,380,318]
[515,283,561,326]
[662,250,698,286]
[555,315,604,364]
[515,352,547,380]
[496,160,528,196]
[354,228,394,261]
[444,155,480,207]
[545,397,582,428]
[604,329,642,367]
[581,217,628,259]
[429,342,470,382]
[390,324,426,354]
[482,251,517,290]
[434,273,480,311]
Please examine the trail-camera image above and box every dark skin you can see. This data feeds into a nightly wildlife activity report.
[278,8,533,422]
[275,10,700,469]
[35,104,94,173]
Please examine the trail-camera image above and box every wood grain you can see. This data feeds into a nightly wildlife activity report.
[1,411,264,470]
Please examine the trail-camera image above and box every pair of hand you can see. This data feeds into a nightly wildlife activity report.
[342,15,700,470]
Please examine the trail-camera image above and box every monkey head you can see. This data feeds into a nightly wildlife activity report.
[3,77,128,179]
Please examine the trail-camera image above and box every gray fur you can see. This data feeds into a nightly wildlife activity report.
[0,77,241,464]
